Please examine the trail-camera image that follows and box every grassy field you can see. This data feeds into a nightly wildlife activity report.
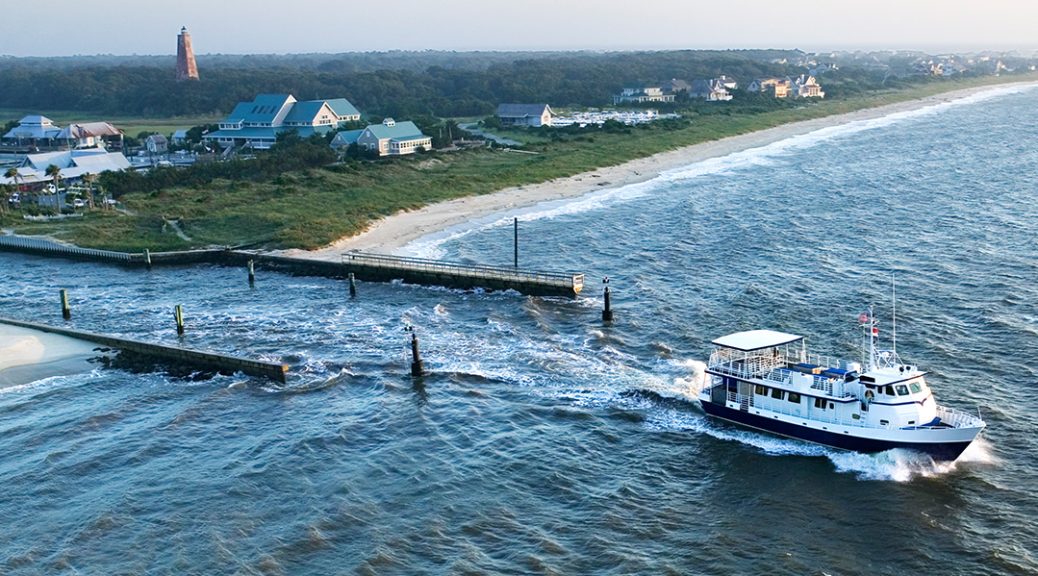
[0,109,218,137]
[2,74,1033,251]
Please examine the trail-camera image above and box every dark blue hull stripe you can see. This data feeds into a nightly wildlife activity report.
[700,400,971,462]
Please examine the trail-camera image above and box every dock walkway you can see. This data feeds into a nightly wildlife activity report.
[0,236,584,297]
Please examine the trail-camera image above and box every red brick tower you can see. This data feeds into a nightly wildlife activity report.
[176,26,199,81]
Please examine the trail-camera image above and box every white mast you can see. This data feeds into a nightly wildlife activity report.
[891,274,897,359]
[867,305,876,371]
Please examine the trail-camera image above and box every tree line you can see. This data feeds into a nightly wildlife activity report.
[1,50,824,118]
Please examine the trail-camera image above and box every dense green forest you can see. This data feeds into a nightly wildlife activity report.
[0,49,965,119]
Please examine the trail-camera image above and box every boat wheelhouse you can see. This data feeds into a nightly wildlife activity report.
[698,313,985,461]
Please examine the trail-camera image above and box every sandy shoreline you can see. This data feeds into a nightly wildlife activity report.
[0,324,98,387]
[288,81,1034,259]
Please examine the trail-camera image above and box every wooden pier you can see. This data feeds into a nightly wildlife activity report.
[340,252,583,297]
[0,316,289,383]
[0,236,584,297]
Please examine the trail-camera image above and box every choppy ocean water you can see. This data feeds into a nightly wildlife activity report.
[2,84,1037,574]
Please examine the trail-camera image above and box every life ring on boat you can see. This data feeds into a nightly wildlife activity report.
[864,390,874,403]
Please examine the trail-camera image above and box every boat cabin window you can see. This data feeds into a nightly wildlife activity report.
[909,382,922,394]
[771,388,784,400]
[895,384,909,396]
[755,385,766,396]
[884,385,895,396]
[814,397,826,409]
[788,393,801,404]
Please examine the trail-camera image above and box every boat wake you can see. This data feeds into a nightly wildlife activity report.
[826,436,996,482]
[639,374,996,482]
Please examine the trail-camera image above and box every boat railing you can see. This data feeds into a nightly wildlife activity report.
[934,405,985,428]
[761,368,852,399]
[708,352,787,380]
[803,353,840,370]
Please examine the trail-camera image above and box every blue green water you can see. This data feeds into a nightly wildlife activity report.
[2,84,1037,574]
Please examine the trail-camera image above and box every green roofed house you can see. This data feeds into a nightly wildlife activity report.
[203,94,363,150]
[356,118,432,157]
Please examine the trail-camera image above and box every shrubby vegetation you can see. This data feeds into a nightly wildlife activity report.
[100,133,336,197]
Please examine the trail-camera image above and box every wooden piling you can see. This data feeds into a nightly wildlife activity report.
[349,272,357,298]
[514,217,519,268]
[143,248,152,269]
[602,278,614,323]
[60,289,71,320]
[174,304,185,336]
[248,259,255,285]
[410,331,424,377]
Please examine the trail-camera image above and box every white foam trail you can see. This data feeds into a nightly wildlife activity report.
[645,358,707,400]
[401,82,1038,259]
[827,436,996,481]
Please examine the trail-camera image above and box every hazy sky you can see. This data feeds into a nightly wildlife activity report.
[4,0,1035,57]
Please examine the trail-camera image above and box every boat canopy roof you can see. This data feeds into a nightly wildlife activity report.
[711,330,803,352]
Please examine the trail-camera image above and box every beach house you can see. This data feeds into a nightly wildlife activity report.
[145,134,169,154]
[2,115,62,146]
[0,148,131,188]
[2,116,123,149]
[496,104,555,127]
[354,119,432,157]
[748,77,792,98]
[690,79,734,101]
[203,94,362,150]
[794,75,826,98]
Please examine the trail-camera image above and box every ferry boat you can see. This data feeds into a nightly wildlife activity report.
[699,310,985,461]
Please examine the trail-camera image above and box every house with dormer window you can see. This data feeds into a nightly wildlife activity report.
[203,94,363,150]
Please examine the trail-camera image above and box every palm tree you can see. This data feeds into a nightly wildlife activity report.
[45,164,61,191]
[4,167,21,211]
[0,183,11,215]
[45,164,62,213]
[82,172,96,209]
[4,166,19,189]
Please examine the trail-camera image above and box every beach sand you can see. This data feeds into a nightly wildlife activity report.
[0,324,99,388]
[280,82,1032,259]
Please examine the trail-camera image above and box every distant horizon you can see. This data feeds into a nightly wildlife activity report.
[5,0,1037,58]
[4,44,1037,60]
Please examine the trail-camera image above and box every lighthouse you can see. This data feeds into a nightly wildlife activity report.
[176,26,199,81]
